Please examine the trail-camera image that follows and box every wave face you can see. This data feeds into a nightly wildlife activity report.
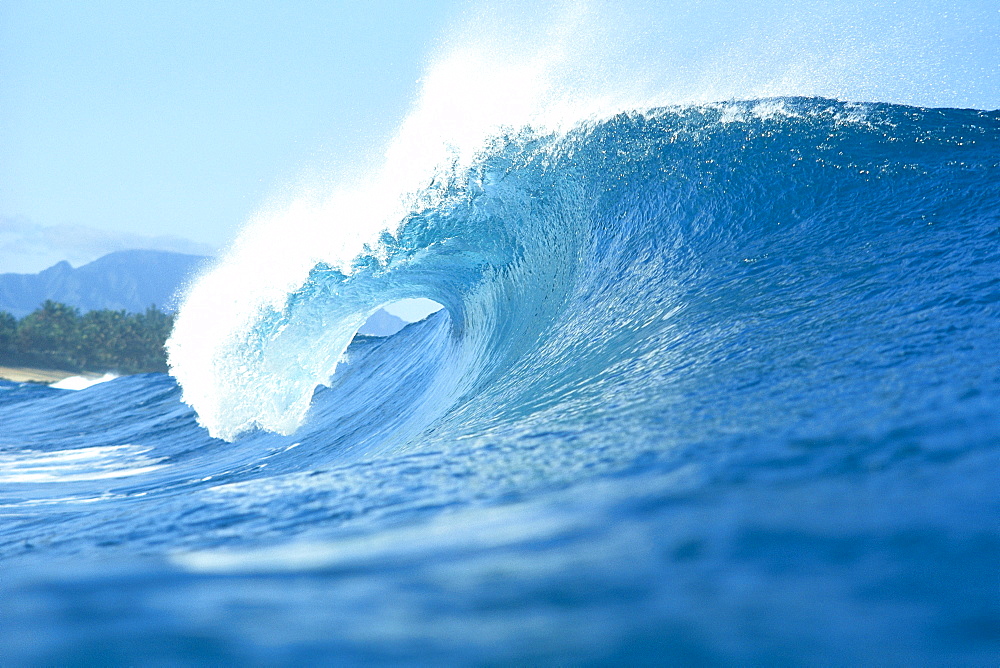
[4,98,1000,663]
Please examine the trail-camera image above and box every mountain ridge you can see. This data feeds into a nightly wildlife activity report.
[0,250,211,317]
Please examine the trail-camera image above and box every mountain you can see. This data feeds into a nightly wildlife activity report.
[0,250,210,317]
[356,308,408,337]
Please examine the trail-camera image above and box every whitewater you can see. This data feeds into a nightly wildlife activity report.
[4,4,1000,664]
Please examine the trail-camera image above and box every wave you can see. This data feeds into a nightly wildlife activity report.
[6,1,1000,659]
[10,2,1000,661]
[50,372,119,391]
[3,98,999,661]
[169,98,1000,447]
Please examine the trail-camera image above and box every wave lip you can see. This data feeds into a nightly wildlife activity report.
[50,373,119,391]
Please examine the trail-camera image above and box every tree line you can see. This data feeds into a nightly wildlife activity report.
[0,300,173,374]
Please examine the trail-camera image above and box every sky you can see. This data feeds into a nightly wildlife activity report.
[2,0,998,275]
[0,0,463,272]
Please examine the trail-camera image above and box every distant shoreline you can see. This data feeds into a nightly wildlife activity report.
[0,366,102,384]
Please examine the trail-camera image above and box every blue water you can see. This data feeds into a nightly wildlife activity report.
[2,98,999,664]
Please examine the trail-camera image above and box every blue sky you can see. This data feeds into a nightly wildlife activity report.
[1,0,462,271]
[2,0,997,274]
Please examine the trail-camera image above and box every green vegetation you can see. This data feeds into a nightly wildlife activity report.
[0,300,173,374]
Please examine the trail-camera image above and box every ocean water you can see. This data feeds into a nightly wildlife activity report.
[2,98,1000,664]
